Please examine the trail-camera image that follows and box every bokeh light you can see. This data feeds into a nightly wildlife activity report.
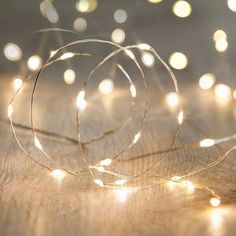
[227,0,236,12]
[73,17,87,32]
[169,52,188,70]
[199,73,216,90]
[76,0,97,13]
[215,39,228,52]
[64,69,76,84]
[27,55,42,71]
[165,92,179,107]
[12,76,23,91]
[141,51,155,67]
[3,43,22,61]
[172,0,192,18]
[213,30,227,42]
[98,79,114,95]
[114,9,127,23]
[111,28,125,44]
[147,0,163,3]
[214,84,232,99]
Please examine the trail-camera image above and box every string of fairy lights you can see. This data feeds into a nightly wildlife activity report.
[2,0,236,209]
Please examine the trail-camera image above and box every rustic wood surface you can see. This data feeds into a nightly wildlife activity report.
[1,73,236,236]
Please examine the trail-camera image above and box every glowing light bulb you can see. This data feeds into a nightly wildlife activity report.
[147,0,163,3]
[60,52,74,60]
[76,90,87,110]
[98,79,114,95]
[7,104,13,118]
[181,180,195,193]
[199,139,215,147]
[215,39,228,52]
[64,69,76,84]
[3,43,22,61]
[199,73,216,90]
[125,49,135,59]
[227,0,236,12]
[130,84,136,98]
[133,132,141,144]
[114,9,127,23]
[165,92,179,107]
[97,166,105,172]
[100,158,112,166]
[111,28,125,44]
[138,43,151,51]
[76,0,97,13]
[169,52,188,70]
[214,84,232,99]
[73,18,87,32]
[114,179,127,186]
[94,179,104,187]
[167,176,181,189]
[178,111,184,124]
[51,169,66,181]
[34,136,43,150]
[172,0,192,18]
[213,30,227,42]
[27,55,42,71]
[141,52,155,67]
[13,76,23,91]
[210,197,221,207]
[50,50,57,58]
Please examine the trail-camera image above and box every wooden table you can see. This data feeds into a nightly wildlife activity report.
[1,73,236,236]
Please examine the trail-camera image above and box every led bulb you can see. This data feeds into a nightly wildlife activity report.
[165,92,179,107]
[199,139,215,147]
[60,52,74,60]
[178,111,184,124]
[130,84,136,98]
[76,90,87,110]
[141,51,155,67]
[210,197,221,207]
[51,169,66,181]
[13,76,23,91]
[7,104,13,118]
[100,159,112,166]
[34,136,43,150]
[133,132,141,144]
[94,179,104,187]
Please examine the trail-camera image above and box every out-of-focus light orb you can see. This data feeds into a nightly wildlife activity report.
[94,179,104,187]
[210,197,221,207]
[227,0,236,12]
[50,169,66,181]
[199,73,216,90]
[46,7,59,24]
[76,90,87,110]
[114,9,127,23]
[147,0,163,3]
[214,84,232,99]
[181,180,195,194]
[100,158,112,166]
[141,52,155,67]
[73,18,87,32]
[13,76,23,91]
[98,79,114,95]
[165,92,179,107]
[64,69,76,84]
[215,39,228,52]
[233,90,236,99]
[27,55,42,71]
[76,0,97,13]
[3,43,22,62]
[169,52,188,70]
[111,28,125,44]
[172,0,192,18]
[213,30,227,42]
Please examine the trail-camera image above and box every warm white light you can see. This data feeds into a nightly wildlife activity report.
[172,0,192,18]
[27,55,42,71]
[60,52,74,60]
[169,52,188,70]
[100,158,112,166]
[199,73,216,90]
[76,0,97,13]
[181,180,195,193]
[210,197,221,207]
[199,139,215,147]
[94,179,104,187]
[227,0,236,12]
[111,29,125,44]
[114,9,127,23]
[34,136,43,150]
[98,79,114,95]
[165,92,179,107]
[147,0,163,3]
[233,90,236,99]
[13,76,23,91]
[214,84,232,99]
[133,132,141,144]
[114,179,127,186]
[73,18,87,32]
[7,104,13,118]
[76,91,87,110]
[167,176,181,189]
[46,7,59,24]
[215,39,228,52]
[213,30,227,42]
[3,43,22,61]
[141,52,155,67]
[138,43,151,51]
[113,189,133,203]
[178,111,184,124]
[51,169,66,181]
[97,166,105,172]
[125,49,135,59]
[64,69,76,84]
[130,84,136,98]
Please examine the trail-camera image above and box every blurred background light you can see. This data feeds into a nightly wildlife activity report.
[64,69,76,84]
[98,79,114,95]
[199,73,216,90]
[215,39,228,52]
[27,55,42,71]
[147,0,163,3]
[73,17,87,32]
[3,43,22,62]
[227,0,236,12]
[213,30,227,42]
[76,0,97,13]
[169,52,188,70]
[141,51,155,67]
[214,84,232,99]
[172,0,192,18]
[114,9,127,24]
[111,28,125,44]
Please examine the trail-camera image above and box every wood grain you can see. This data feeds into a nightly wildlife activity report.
[1,75,236,236]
